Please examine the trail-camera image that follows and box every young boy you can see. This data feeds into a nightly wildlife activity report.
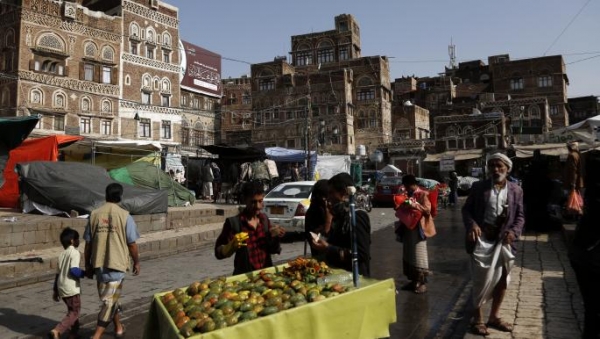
[49,227,86,339]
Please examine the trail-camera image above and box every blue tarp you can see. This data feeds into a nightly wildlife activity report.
[265,147,317,180]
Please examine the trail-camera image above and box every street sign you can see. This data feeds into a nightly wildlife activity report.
[440,155,455,172]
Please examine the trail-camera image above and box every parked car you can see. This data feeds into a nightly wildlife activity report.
[372,176,404,206]
[262,181,315,232]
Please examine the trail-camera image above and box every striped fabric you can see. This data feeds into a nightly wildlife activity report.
[402,227,430,283]
[96,280,123,327]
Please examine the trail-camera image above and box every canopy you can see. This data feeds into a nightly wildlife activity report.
[265,147,317,164]
[545,114,600,146]
[424,149,483,162]
[0,116,39,151]
[0,135,84,208]
[512,142,600,158]
[200,145,265,160]
[109,161,194,207]
[314,155,351,180]
[380,164,402,175]
[17,161,168,215]
[61,139,161,170]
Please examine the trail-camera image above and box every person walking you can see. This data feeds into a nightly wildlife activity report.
[48,228,86,339]
[394,174,436,294]
[84,183,140,339]
[202,161,214,201]
[291,163,300,182]
[214,181,285,275]
[570,150,600,339]
[311,173,372,277]
[462,153,524,336]
[304,180,333,258]
[211,162,222,203]
[564,141,585,218]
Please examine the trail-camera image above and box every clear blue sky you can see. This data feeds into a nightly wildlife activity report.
[168,0,599,98]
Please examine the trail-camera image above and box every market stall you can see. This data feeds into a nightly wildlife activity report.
[143,265,396,339]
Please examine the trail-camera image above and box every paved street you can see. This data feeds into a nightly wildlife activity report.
[0,203,584,339]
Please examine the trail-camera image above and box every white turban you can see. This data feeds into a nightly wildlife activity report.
[488,153,512,172]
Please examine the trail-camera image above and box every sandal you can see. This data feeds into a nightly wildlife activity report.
[414,283,427,294]
[471,323,489,336]
[115,324,126,338]
[487,319,513,332]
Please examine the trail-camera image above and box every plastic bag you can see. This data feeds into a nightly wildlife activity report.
[394,203,422,230]
[566,189,584,215]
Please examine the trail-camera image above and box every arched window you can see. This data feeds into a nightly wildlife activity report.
[146,28,155,42]
[125,75,131,86]
[37,33,65,53]
[142,74,151,88]
[1,87,10,106]
[317,40,334,64]
[446,126,457,137]
[6,29,15,47]
[161,78,171,92]
[30,88,43,105]
[130,22,140,38]
[162,32,171,47]
[153,77,160,90]
[528,105,541,119]
[84,42,97,58]
[101,46,115,61]
[81,97,91,112]
[295,43,312,66]
[53,91,67,109]
[101,99,112,113]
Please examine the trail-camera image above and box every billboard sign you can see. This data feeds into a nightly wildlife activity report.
[180,40,222,98]
[440,155,455,172]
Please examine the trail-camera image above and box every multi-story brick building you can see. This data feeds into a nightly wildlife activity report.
[221,75,252,145]
[568,95,599,124]
[1,0,122,138]
[179,40,221,152]
[221,14,392,155]
[0,0,222,154]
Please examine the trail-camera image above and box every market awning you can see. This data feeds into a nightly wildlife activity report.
[512,142,600,158]
[424,149,483,162]
[200,144,266,160]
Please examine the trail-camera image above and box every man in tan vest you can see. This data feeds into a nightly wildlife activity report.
[84,183,140,339]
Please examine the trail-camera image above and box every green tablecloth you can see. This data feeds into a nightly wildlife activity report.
[143,267,396,339]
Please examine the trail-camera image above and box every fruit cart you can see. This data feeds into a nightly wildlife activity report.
[143,264,396,339]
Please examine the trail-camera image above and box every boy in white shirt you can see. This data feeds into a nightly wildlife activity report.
[48,228,86,339]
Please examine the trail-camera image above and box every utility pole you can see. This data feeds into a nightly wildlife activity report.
[305,90,312,180]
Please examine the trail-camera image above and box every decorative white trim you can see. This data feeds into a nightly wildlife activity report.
[120,100,181,115]
[122,1,179,28]
[22,9,121,43]
[122,53,180,73]
[19,70,120,97]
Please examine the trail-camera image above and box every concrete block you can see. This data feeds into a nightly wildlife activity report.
[14,261,34,274]
[9,232,24,247]
[23,231,36,245]
[35,230,48,244]
[0,224,12,235]
[11,223,29,234]
[0,264,16,278]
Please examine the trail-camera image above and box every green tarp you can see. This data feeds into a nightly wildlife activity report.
[109,161,195,207]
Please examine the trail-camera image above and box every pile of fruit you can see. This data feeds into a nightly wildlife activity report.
[160,257,350,338]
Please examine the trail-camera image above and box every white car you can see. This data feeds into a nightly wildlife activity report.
[263,181,315,232]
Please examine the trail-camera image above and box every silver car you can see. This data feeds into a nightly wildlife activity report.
[263,181,315,232]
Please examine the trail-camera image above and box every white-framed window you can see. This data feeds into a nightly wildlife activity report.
[538,75,552,88]
[161,120,171,139]
[102,66,111,84]
[142,92,151,105]
[81,97,91,112]
[130,42,138,55]
[84,63,94,81]
[102,46,115,62]
[163,50,170,63]
[80,117,91,134]
[139,118,151,138]
[101,120,111,135]
[125,75,131,86]
[161,94,170,107]
[161,79,171,92]
[510,77,524,90]
[54,115,64,131]
[101,100,112,114]
[53,91,66,109]
[550,105,559,116]
[147,46,154,59]
[162,32,171,47]
[84,42,97,58]
[30,88,43,105]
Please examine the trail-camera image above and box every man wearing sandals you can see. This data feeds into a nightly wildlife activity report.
[462,153,524,335]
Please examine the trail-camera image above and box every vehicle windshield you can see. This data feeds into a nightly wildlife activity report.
[266,184,313,199]
[378,177,402,186]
